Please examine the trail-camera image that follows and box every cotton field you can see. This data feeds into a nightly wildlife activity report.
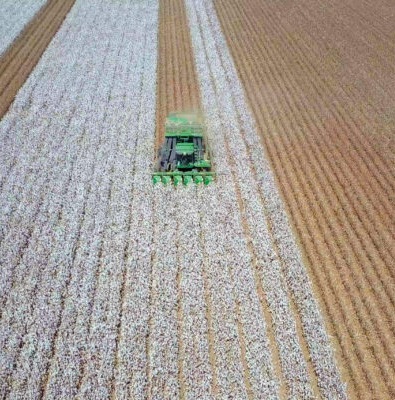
[0,0,47,56]
[1,0,394,399]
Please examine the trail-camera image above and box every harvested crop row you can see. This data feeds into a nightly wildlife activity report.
[0,0,47,56]
[185,0,346,398]
[213,0,395,398]
[288,1,395,232]
[295,0,395,154]
[156,0,201,148]
[0,0,76,118]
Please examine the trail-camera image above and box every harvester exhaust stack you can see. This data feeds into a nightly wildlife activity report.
[153,112,215,185]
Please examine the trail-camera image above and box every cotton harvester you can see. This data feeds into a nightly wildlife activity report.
[153,112,215,185]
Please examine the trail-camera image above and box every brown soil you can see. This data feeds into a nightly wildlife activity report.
[0,0,76,118]
[155,0,201,150]
[213,0,395,399]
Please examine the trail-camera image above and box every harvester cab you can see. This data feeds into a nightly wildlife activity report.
[153,112,215,185]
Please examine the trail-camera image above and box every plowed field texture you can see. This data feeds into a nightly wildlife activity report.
[0,1,394,399]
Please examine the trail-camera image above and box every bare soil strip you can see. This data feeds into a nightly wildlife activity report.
[213,0,395,398]
[0,0,75,118]
[156,0,201,149]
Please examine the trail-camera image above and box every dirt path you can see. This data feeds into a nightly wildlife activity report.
[0,0,75,118]
[213,0,395,398]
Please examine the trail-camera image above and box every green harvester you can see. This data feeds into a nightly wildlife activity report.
[153,112,215,185]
